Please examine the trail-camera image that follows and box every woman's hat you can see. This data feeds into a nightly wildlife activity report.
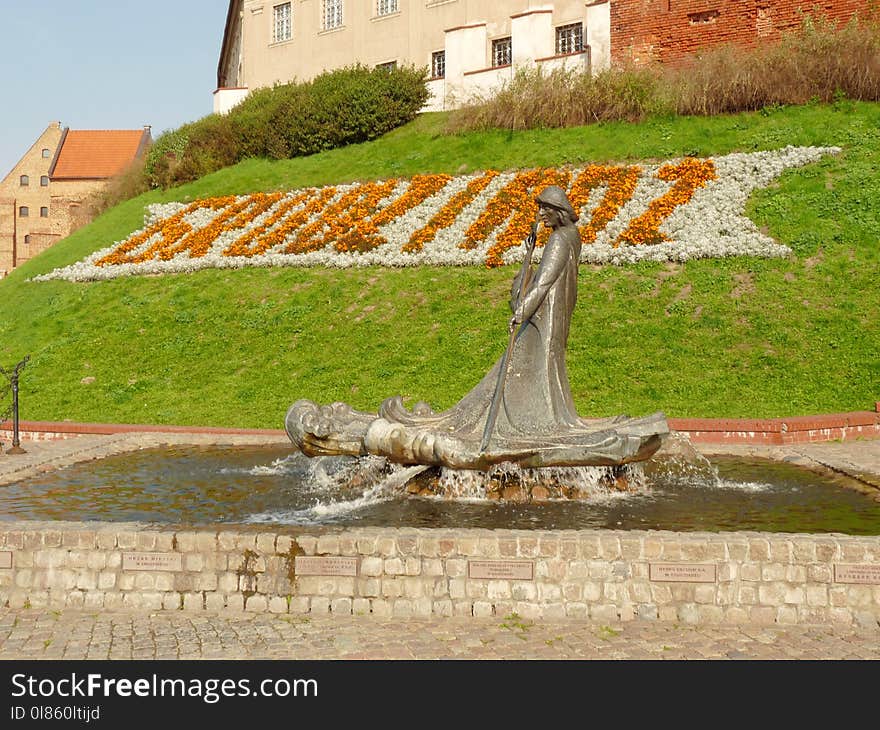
[535,185,578,221]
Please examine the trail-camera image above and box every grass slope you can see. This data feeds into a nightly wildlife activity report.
[1,103,878,428]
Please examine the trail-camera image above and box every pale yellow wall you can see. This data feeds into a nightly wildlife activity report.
[0,199,15,274]
[0,123,64,276]
[216,1,607,112]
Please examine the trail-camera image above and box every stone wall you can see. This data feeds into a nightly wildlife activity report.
[610,0,869,66]
[1,521,878,627]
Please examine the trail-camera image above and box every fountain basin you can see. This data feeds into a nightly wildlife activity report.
[0,440,878,627]
[0,444,878,534]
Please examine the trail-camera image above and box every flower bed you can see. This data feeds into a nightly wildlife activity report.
[34,146,839,282]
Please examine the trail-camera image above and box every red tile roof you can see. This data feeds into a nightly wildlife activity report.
[50,129,150,180]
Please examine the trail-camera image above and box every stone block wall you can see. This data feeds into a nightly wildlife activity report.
[611,0,869,66]
[1,522,878,627]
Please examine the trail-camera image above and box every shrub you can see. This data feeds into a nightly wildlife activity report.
[448,65,667,132]
[87,157,150,219]
[671,14,880,115]
[143,64,429,189]
[448,14,880,132]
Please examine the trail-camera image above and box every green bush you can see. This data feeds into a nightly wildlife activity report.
[143,64,429,189]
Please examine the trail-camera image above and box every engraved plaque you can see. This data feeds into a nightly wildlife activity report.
[649,563,717,583]
[122,552,183,572]
[0,551,12,570]
[834,564,880,585]
[295,556,359,577]
[468,560,534,581]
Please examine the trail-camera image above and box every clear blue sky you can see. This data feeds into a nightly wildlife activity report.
[0,1,229,176]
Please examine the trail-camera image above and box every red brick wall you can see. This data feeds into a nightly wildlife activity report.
[610,0,873,66]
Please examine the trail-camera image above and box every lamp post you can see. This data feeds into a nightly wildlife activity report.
[1,355,29,455]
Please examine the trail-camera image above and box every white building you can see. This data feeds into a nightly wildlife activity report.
[215,1,611,113]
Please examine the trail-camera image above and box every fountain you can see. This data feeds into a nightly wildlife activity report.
[285,186,669,495]
[3,188,876,630]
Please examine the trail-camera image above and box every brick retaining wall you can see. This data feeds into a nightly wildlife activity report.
[4,410,880,446]
[1,522,878,627]
[611,0,868,66]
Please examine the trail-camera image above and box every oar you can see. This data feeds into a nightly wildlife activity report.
[479,218,539,453]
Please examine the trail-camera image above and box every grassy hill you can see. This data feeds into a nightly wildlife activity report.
[1,103,878,429]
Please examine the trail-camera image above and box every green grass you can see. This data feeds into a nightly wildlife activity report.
[1,102,879,428]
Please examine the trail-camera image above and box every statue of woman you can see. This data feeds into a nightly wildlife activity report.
[359,185,668,468]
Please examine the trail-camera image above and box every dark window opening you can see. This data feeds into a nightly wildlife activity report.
[492,37,512,67]
[555,23,584,55]
[431,50,446,78]
[688,10,720,24]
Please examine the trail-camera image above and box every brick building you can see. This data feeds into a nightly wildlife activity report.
[610,0,870,67]
[214,1,870,113]
[0,123,151,277]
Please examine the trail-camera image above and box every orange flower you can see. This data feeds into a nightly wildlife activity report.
[223,191,312,257]
[151,195,262,261]
[336,174,452,254]
[483,169,572,268]
[616,158,716,246]
[95,157,719,270]
[569,165,641,245]
[404,171,498,253]
[287,180,397,255]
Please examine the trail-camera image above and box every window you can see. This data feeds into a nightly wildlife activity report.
[19,175,29,186]
[431,50,446,79]
[492,37,512,67]
[322,0,343,30]
[19,206,29,217]
[272,2,292,42]
[40,207,49,218]
[24,234,31,244]
[555,23,584,55]
[41,149,50,158]
[688,10,719,24]
[376,0,397,16]
[375,61,397,72]
[41,176,49,186]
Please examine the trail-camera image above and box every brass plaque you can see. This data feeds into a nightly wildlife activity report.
[649,563,717,583]
[0,551,11,569]
[834,564,880,585]
[122,552,183,572]
[468,560,534,581]
[295,556,359,577]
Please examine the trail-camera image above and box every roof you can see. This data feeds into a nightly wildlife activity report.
[50,129,151,180]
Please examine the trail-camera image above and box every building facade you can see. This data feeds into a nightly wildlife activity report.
[0,124,151,277]
[216,0,609,113]
[214,0,869,113]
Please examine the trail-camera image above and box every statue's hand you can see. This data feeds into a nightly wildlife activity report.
[508,315,518,334]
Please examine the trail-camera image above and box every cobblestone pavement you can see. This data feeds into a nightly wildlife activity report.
[1,433,878,661]
[1,608,878,660]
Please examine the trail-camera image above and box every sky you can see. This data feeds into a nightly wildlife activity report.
[0,1,230,177]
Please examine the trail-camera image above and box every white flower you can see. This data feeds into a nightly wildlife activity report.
[31,146,840,283]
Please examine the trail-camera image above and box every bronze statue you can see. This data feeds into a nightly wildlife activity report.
[287,185,668,470]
